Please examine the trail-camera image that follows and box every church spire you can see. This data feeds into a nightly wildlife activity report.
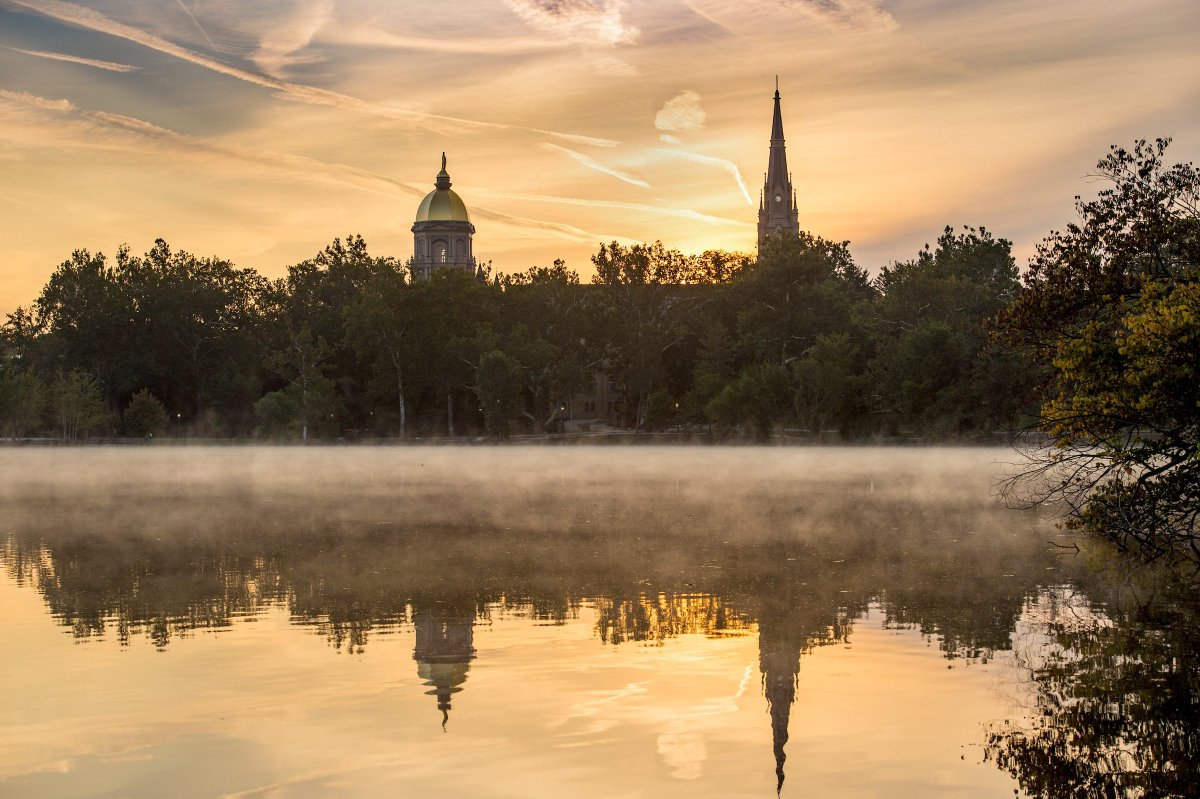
[758,79,800,249]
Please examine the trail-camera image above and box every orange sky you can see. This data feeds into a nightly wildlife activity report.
[2,0,1198,313]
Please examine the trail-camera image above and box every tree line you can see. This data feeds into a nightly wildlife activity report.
[0,222,1037,441]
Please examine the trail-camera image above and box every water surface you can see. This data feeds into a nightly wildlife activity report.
[1,447,1195,797]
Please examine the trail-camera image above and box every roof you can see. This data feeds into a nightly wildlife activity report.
[414,187,471,223]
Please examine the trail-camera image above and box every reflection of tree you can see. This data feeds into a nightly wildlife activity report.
[594,593,751,645]
[2,508,279,648]
[985,572,1200,797]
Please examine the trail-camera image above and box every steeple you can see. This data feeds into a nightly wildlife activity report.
[758,78,800,249]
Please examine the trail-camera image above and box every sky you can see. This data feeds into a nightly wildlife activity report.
[1,0,1198,313]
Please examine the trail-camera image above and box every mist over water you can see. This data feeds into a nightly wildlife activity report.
[1,447,1194,798]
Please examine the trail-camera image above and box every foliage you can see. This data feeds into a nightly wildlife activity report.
[0,369,46,439]
[707,362,792,439]
[262,327,337,441]
[51,369,111,441]
[999,139,1200,559]
[123,389,168,438]
[869,226,1031,434]
[474,349,524,438]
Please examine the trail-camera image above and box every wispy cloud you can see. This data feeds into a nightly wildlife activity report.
[0,89,620,247]
[652,147,753,206]
[686,0,897,34]
[503,0,638,45]
[655,90,706,132]
[247,0,333,77]
[479,188,742,227]
[9,0,618,147]
[6,46,138,72]
[543,143,650,188]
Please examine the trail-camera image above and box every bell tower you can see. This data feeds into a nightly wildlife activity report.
[757,79,800,249]
[412,153,477,280]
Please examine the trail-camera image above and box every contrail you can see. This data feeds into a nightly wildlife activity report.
[478,188,742,227]
[6,46,138,72]
[174,0,217,50]
[652,147,754,205]
[9,0,619,147]
[542,143,650,189]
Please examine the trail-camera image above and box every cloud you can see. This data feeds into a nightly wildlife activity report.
[655,90,706,132]
[478,188,742,227]
[0,89,74,112]
[0,89,623,248]
[659,134,682,145]
[542,143,650,188]
[503,0,638,45]
[0,89,421,199]
[9,0,618,147]
[593,55,639,77]
[6,46,139,72]
[685,0,897,34]
[652,147,753,205]
[246,0,333,77]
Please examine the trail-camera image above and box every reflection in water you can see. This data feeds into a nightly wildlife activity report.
[413,598,478,728]
[984,575,1200,797]
[0,447,1195,796]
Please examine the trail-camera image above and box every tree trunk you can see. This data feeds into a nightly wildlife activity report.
[446,392,455,437]
[391,351,406,438]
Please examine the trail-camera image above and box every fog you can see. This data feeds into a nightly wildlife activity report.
[0,445,1038,543]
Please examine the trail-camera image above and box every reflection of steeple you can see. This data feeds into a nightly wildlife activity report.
[754,584,855,797]
[759,622,802,795]
[412,598,477,729]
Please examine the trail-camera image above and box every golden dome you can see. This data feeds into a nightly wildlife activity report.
[414,188,470,223]
[414,153,471,223]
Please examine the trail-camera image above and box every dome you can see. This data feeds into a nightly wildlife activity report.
[414,153,471,223]
[414,187,470,223]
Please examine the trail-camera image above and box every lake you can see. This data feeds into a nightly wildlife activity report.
[1,447,1196,798]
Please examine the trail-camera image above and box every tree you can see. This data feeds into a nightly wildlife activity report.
[0,370,46,439]
[474,349,524,438]
[999,139,1200,560]
[261,327,337,441]
[499,261,592,432]
[343,264,416,436]
[706,362,792,439]
[733,231,874,367]
[282,236,403,431]
[51,369,111,441]
[123,389,168,438]
[792,333,864,436]
[869,226,1032,435]
[590,241,701,428]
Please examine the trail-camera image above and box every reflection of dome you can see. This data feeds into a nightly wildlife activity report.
[413,600,477,729]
